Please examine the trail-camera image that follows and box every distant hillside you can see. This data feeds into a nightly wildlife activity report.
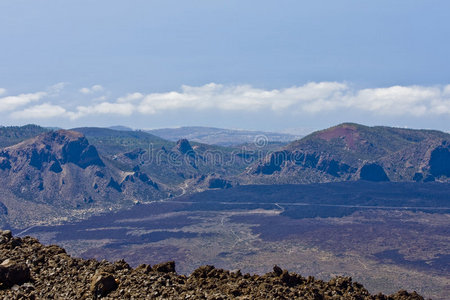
[108,125,134,131]
[0,124,49,148]
[147,126,301,146]
[246,123,450,184]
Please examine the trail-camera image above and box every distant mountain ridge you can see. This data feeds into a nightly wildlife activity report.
[0,123,449,229]
[146,126,302,146]
[246,123,450,184]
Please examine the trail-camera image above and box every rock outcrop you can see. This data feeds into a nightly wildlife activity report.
[0,230,424,299]
[359,163,390,182]
[175,139,194,156]
[207,177,232,189]
[247,123,450,184]
[0,130,164,229]
[429,143,450,177]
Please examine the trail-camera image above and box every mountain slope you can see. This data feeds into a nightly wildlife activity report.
[0,130,164,228]
[0,127,266,228]
[246,123,450,183]
[1,123,449,228]
[71,127,263,187]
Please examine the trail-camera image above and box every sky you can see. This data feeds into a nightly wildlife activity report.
[0,0,449,134]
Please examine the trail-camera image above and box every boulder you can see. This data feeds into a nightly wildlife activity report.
[153,261,176,273]
[90,272,117,298]
[0,259,31,289]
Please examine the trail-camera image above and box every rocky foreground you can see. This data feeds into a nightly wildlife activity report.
[0,231,424,299]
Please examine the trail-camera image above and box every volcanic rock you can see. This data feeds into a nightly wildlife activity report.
[90,272,117,298]
[359,163,390,182]
[0,231,425,299]
[0,130,165,229]
[0,259,31,289]
[248,123,450,184]
[153,261,176,273]
[175,139,194,155]
[429,143,450,177]
[207,177,232,189]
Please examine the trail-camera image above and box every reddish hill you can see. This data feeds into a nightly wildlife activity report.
[246,123,450,184]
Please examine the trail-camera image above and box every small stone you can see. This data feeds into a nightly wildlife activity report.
[1,230,12,239]
[273,265,283,276]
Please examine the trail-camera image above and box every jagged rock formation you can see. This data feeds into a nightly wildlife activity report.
[0,231,423,299]
[247,123,450,184]
[179,174,234,193]
[429,142,450,177]
[0,130,163,229]
[175,139,195,155]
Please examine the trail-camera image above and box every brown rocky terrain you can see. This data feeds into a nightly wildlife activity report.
[0,230,425,300]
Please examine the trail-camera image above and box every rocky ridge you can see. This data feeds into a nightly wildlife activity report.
[0,130,164,228]
[0,230,424,299]
[247,123,450,184]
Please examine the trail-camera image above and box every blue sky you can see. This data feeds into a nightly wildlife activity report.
[0,1,449,133]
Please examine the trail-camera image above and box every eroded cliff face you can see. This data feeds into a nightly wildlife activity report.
[247,124,450,184]
[251,150,355,178]
[1,130,104,174]
[0,230,424,300]
[429,143,450,177]
[0,130,163,228]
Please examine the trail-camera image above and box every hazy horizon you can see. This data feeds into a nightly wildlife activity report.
[1,1,449,132]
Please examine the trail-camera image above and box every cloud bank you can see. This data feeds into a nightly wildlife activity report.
[2,82,450,120]
[0,91,47,112]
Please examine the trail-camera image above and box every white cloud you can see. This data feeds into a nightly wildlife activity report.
[349,85,443,116]
[67,102,135,120]
[137,82,349,114]
[117,92,144,103]
[5,82,450,120]
[0,91,47,112]
[135,82,450,116]
[11,103,67,119]
[79,84,104,94]
[0,88,6,96]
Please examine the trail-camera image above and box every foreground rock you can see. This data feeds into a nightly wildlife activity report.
[0,230,423,299]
